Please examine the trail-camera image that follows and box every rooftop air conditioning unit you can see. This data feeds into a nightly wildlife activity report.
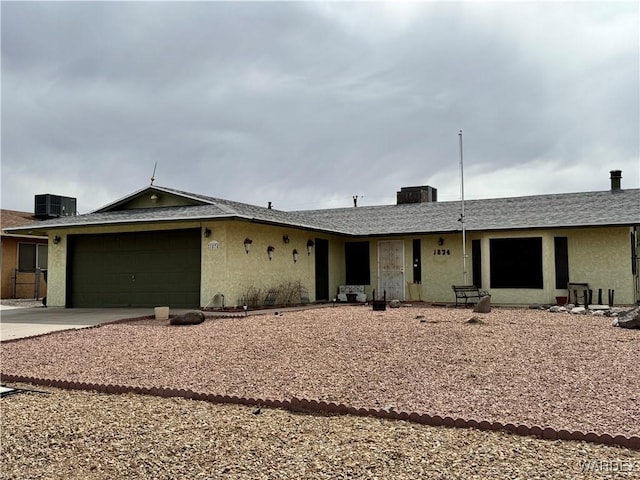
[34,194,77,219]
[396,186,438,204]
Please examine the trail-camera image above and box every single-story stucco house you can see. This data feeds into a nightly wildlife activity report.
[1,209,48,299]
[6,170,639,308]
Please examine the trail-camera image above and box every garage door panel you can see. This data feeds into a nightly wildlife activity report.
[112,253,136,270]
[76,292,129,308]
[101,292,129,308]
[130,292,167,308]
[103,272,131,285]
[134,254,165,273]
[169,291,200,306]
[68,229,201,308]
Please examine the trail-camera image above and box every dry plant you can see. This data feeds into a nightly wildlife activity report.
[238,286,262,308]
[276,280,306,306]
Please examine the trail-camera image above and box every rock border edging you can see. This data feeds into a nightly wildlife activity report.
[1,373,638,451]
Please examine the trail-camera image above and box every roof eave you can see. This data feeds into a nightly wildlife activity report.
[90,185,215,213]
[1,232,48,239]
[3,213,351,236]
[5,212,637,237]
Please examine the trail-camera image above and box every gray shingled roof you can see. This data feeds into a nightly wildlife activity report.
[295,189,640,235]
[6,186,639,236]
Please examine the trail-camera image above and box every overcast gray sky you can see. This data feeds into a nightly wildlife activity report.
[2,1,638,214]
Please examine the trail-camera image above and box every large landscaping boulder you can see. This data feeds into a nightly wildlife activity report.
[169,311,206,326]
[473,295,491,313]
[614,306,640,329]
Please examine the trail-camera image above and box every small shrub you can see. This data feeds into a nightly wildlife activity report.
[276,281,307,306]
[239,286,262,308]
[238,281,309,308]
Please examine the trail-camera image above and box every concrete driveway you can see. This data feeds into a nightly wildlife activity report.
[0,305,177,341]
[0,301,334,342]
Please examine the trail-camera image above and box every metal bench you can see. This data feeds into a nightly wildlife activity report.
[452,285,490,307]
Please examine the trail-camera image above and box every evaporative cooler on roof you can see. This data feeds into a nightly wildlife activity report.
[396,186,437,204]
[34,194,77,219]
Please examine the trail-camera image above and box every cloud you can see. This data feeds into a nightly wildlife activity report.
[1,1,638,214]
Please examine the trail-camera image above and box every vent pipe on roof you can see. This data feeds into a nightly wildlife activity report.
[610,170,622,191]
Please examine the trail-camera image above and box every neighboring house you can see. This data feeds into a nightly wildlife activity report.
[5,171,639,308]
[1,210,48,299]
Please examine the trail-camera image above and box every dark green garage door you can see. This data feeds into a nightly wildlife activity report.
[67,229,201,308]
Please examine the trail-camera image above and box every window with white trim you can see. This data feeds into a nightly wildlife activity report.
[18,243,48,272]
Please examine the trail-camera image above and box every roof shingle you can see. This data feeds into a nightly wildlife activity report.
[5,187,639,236]
[1,209,41,232]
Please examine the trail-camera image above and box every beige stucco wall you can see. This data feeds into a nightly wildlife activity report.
[355,226,635,306]
[44,220,329,308]
[46,235,66,306]
[400,227,635,306]
[200,221,318,307]
[356,234,470,303]
[42,220,637,308]
[337,235,459,302]
[417,233,466,303]
[559,226,634,304]
[471,227,634,305]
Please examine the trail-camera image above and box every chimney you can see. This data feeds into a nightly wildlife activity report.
[396,186,437,204]
[610,170,622,191]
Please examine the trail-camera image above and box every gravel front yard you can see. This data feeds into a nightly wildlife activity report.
[2,306,639,438]
[2,385,639,480]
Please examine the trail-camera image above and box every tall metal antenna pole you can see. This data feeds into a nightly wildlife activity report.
[150,161,157,185]
[459,130,468,285]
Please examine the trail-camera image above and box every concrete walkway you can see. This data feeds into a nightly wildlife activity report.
[0,306,181,341]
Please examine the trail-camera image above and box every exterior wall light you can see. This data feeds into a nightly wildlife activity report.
[150,193,159,203]
[438,237,445,246]
[292,249,299,263]
[306,239,314,255]
[204,228,211,238]
[267,245,275,261]
[244,238,252,254]
[53,235,61,244]
[283,235,290,244]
